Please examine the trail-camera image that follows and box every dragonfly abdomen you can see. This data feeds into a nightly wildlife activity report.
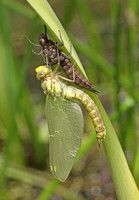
[61,59,98,93]
[62,86,106,144]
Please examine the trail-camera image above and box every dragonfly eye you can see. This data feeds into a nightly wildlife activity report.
[39,33,48,47]
[36,70,46,80]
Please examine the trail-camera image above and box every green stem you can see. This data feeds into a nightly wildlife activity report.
[92,94,139,200]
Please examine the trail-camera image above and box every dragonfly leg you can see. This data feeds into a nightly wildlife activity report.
[55,30,64,67]
[27,37,41,47]
[32,49,43,56]
[51,65,60,79]
[57,30,72,59]
[61,40,72,60]
[58,62,76,83]
[57,62,76,83]
[57,30,64,46]
[54,45,61,73]
[53,39,60,75]
[43,53,49,66]
[53,62,60,75]
[28,35,43,56]
[58,75,74,83]
[51,47,60,77]
[64,62,75,82]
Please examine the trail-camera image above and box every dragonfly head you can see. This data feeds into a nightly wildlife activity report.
[39,25,50,48]
[35,65,51,80]
[39,33,48,48]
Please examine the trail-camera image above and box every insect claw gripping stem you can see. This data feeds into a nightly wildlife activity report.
[58,30,64,46]
[61,39,72,60]
[39,25,98,93]
[35,65,106,145]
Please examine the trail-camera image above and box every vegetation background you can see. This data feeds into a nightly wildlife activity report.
[0,0,139,199]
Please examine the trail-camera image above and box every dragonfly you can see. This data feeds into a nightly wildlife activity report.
[35,65,106,182]
[39,25,98,93]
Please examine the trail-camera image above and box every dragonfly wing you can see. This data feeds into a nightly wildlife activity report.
[45,95,84,182]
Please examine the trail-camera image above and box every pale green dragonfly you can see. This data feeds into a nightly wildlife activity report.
[36,65,106,182]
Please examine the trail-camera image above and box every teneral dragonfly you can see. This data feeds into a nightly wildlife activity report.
[35,65,106,181]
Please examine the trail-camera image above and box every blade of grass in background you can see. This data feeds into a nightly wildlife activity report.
[71,35,115,77]
[133,146,139,186]
[75,0,104,85]
[75,0,103,51]
[0,2,46,197]
[26,0,139,199]
[127,0,138,179]
[113,2,124,147]
[15,23,46,161]
[2,0,47,164]
[61,0,76,28]
[0,158,87,200]
[1,0,35,20]
[110,96,135,123]
[0,3,25,196]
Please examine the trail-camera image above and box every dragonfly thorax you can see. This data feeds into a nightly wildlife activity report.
[41,78,63,98]
[43,45,57,59]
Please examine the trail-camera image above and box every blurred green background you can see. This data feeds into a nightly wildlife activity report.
[0,0,139,199]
